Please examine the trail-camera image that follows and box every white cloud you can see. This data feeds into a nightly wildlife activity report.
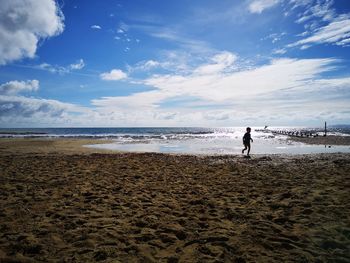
[194,51,237,75]
[0,0,64,65]
[0,94,95,127]
[69,59,85,70]
[248,0,280,14]
[36,59,85,74]
[1,54,349,127]
[294,0,335,24]
[129,50,208,75]
[100,69,127,81]
[300,45,310,50]
[289,15,350,47]
[0,90,138,127]
[212,52,237,65]
[149,28,213,54]
[131,60,162,72]
[92,52,340,114]
[273,48,287,54]
[142,60,161,69]
[337,37,350,46]
[262,32,286,43]
[0,80,39,95]
[116,22,129,34]
[297,31,310,37]
[38,63,68,74]
[281,1,350,50]
[141,56,337,103]
[91,25,101,30]
[0,95,66,118]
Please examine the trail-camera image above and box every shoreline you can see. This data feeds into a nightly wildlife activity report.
[288,135,350,146]
[1,136,350,156]
[0,138,117,155]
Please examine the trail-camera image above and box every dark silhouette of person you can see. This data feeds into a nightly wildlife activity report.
[242,127,253,156]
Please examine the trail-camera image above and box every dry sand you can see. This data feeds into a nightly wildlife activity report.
[0,139,349,262]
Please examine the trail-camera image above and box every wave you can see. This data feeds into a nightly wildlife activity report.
[0,127,348,140]
[0,132,237,141]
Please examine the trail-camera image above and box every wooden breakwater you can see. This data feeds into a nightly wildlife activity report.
[254,129,321,138]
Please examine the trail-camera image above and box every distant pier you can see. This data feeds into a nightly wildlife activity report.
[254,128,319,138]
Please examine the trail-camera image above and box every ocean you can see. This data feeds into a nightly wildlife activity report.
[1,127,350,154]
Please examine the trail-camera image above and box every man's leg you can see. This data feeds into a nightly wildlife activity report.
[247,145,251,155]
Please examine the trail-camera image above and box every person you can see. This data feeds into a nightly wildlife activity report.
[242,127,253,156]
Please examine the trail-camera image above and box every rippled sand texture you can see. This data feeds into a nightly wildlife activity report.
[0,153,349,262]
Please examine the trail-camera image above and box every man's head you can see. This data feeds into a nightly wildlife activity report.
[246,127,251,132]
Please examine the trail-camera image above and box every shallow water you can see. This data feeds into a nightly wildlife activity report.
[86,132,350,155]
[1,127,349,154]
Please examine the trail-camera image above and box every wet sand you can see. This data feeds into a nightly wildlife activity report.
[0,139,349,262]
[0,138,116,155]
[289,135,350,146]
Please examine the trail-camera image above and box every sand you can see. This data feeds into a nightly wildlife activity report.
[0,138,116,155]
[289,135,350,146]
[0,139,349,262]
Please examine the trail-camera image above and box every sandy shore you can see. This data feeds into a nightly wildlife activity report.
[0,139,349,262]
[0,138,116,155]
[289,135,350,146]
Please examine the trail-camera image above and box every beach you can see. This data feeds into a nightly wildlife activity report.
[289,135,350,146]
[0,139,349,262]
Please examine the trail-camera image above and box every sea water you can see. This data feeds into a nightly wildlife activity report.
[1,127,350,155]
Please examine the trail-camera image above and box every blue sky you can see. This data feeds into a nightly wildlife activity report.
[0,0,350,127]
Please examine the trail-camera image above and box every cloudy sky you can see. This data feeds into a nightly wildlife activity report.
[0,0,350,127]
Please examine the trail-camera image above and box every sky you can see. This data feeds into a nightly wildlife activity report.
[0,0,350,128]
